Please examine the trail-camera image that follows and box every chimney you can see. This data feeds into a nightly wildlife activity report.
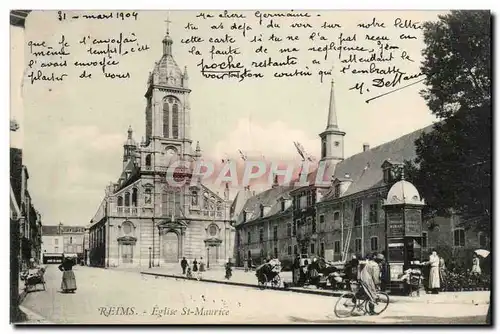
[363,143,370,152]
[345,173,350,179]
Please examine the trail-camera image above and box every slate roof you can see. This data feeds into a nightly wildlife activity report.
[230,188,253,220]
[42,225,85,235]
[235,186,294,226]
[323,123,436,200]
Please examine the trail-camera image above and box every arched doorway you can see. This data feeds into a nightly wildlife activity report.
[163,232,179,263]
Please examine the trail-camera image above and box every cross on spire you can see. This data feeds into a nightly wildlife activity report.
[164,13,172,35]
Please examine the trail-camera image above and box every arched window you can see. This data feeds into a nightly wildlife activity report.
[203,192,209,209]
[191,191,198,206]
[321,140,327,158]
[145,154,151,167]
[172,103,179,139]
[163,101,169,137]
[117,196,123,207]
[144,188,152,204]
[132,188,138,207]
[124,192,130,207]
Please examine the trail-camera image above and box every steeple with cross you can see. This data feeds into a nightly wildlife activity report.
[162,13,173,56]
[319,62,346,167]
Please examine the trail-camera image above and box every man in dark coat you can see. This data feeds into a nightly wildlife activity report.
[181,257,188,275]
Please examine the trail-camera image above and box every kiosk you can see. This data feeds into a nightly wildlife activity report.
[382,174,425,291]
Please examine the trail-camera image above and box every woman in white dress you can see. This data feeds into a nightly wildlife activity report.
[427,251,440,294]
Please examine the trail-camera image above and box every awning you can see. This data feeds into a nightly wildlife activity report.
[43,253,63,257]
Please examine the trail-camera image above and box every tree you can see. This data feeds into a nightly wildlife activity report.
[409,11,491,234]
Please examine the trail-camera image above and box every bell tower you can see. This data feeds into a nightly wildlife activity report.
[319,79,346,168]
[144,17,193,168]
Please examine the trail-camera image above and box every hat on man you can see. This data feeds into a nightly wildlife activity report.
[376,254,385,261]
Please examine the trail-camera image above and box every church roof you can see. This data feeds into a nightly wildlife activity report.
[322,123,436,200]
[149,54,184,87]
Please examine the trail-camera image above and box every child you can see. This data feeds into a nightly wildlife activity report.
[186,267,193,279]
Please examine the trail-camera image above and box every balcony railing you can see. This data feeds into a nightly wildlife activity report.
[116,206,139,216]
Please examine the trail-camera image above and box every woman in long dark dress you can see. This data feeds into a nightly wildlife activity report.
[58,256,77,293]
[193,258,198,272]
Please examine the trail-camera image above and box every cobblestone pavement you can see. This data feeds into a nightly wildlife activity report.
[19,265,489,324]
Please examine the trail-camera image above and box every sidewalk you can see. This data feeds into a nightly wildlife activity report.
[140,266,490,305]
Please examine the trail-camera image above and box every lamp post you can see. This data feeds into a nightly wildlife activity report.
[148,247,152,268]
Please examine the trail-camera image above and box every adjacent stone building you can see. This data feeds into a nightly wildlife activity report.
[234,80,489,269]
[88,27,235,268]
[11,148,43,269]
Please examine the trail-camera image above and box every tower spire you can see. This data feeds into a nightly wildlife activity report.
[326,78,338,130]
[162,13,173,56]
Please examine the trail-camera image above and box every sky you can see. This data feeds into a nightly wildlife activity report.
[11,10,449,226]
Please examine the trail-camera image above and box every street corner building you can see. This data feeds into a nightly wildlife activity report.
[88,28,235,269]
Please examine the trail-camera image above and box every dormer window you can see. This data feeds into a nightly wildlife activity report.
[260,205,264,218]
[383,168,391,183]
[281,200,285,212]
[243,211,247,223]
[334,184,341,198]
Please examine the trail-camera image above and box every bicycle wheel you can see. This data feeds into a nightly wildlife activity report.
[365,292,390,315]
[271,274,281,288]
[334,292,357,318]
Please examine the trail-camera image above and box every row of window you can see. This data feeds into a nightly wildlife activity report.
[50,245,82,253]
[247,226,280,244]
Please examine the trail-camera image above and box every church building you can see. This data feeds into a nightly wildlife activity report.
[88,27,234,268]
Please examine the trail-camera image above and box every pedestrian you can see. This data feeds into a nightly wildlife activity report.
[193,258,198,272]
[301,259,309,285]
[181,257,188,275]
[471,253,481,275]
[308,258,320,288]
[199,257,205,272]
[225,258,233,280]
[58,254,77,293]
[439,256,447,291]
[377,254,388,292]
[292,254,301,286]
[248,257,253,271]
[427,250,440,294]
[359,254,382,315]
[244,257,248,272]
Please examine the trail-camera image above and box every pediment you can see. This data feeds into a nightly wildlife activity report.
[117,236,137,244]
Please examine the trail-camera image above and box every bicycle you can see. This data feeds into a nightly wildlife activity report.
[334,281,389,318]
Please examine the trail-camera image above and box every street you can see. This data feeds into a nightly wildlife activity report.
[20,265,489,324]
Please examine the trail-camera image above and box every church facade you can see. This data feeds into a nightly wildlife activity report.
[88,29,235,268]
